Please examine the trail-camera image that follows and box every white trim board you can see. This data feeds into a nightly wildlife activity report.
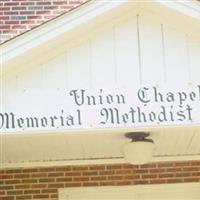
[59,183,200,200]
[1,155,200,169]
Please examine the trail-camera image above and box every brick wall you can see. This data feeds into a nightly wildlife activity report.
[1,160,200,200]
[0,0,88,44]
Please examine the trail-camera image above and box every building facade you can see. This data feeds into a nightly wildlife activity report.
[1,0,200,199]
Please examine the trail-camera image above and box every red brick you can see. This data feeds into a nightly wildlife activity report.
[39,178,55,183]
[12,7,26,10]
[31,173,47,178]
[0,185,14,190]
[4,2,20,6]
[142,174,157,179]
[0,7,10,11]
[191,161,200,165]
[0,197,15,200]
[99,181,115,186]
[33,194,49,199]
[175,172,190,177]
[3,30,18,34]
[166,179,183,183]
[166,167,181,172]
[149,169,165,173]
[115,169,132,174]
[183,167,199,171]
[82,182,99,186]
[91,176,106,181]
[39,167,55,172]
[48,183,64,188]
[5,21,19,25]
[183,178,199,182]
[175,162,190,167]
[44,6,58,10]
[106,165,122,170]
[4,11,18,15]
[150,179,166,184]
[116,181,132,185]
[73,177,89,182]
[65,182,81,187]
[55,166,71,171]
[7,190,23,195]
[89,165,105,170]
[56,177,72,182]
[108,175,123,180]
[72,166,88,171]
[0,191,6,195]
[5,180,21,184]
[21,20,35,24]
[48,172,64,177]
[0,25,10,29]
[22,179,37,184]
[123,164,138,169]
[16,195,32,200]
[124,175,140,179]
[41,189,57,194]
[159,173,174,178]
[192,172,200,176]
[23,168,38,173]
[15,184,30,189]
[65,172,81,176]
[99,170,114,175]
[82,171,98,176]
[12,25,26,29]
[31,183,47,189]
[50,193,58,198]
[20,11,34,15]
[134,180,149,185]
[14,174,30,178]
[0,175,13,179]
[134,169,148,174]
[24,189,40,194]
[27,15,42,19]
[36,2,51,6]
[0,16,9,20]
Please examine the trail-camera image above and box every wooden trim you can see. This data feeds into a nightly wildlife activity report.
[1,155,200,169]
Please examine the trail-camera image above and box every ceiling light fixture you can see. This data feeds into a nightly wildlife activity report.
[123,132,155,165]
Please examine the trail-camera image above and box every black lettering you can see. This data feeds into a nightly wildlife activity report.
[186,105,193,121]
[49,116,57,127]
[153,87,163,102]
[66,115,74,126]
[137,87,150,104]
[70,89,85,106]
[0,113,4,129]
[158,106,167,122]
[100,108,108,125]
[178,92,187,106]
[116,94,125,104]
[41,117,48,127]
[177,109,186,121]
[26,117,39,128]
[166,92,175,102]
[17,118,24,128]
[137,107,147,123]
[149,112,156,122]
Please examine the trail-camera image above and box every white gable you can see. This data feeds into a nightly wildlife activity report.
[1,0,200,168]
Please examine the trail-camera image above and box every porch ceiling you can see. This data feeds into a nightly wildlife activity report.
[1,126,200,168]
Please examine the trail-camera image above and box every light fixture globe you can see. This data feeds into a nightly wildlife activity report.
[123,132,155,165]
